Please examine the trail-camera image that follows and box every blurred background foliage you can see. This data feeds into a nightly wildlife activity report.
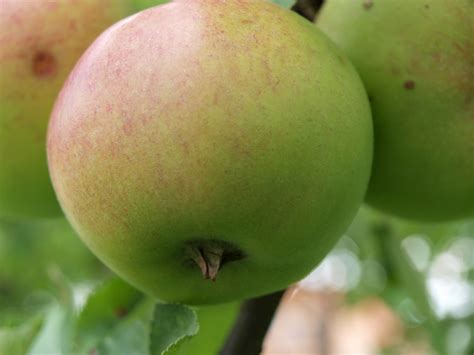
[0,205,472,354]
[295,207,474,354]
[0,218,106,325]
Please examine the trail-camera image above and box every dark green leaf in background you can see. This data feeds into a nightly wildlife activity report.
[0,315,43,355]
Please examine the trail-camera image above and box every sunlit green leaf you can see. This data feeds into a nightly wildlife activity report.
[150,304,198,355]
[27,304,74,355]
[167,302,240,355]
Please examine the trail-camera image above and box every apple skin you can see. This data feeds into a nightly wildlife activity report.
[0,0,132,219]
[130,0,170,12]
[48,0,373,305]
[317,0,474,222]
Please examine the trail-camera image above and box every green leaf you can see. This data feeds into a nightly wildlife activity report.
[150,304,199,355]
[0,218,105,312]
[94,299,156,355]
[0,316,43,355]
[167,302,240,355]
[75,277,144,353]
[27,303,74,355]
[272,0,295,8]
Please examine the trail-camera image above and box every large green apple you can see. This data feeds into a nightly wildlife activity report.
[0,0,133,219]
[318,0,474,221]
[48,0,373,305]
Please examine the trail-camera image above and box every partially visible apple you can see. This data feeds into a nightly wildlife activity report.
[48,0,373,305]
[317,0,474,221]
[0,0,132,219]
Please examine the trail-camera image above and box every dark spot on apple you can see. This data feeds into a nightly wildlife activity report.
[424,4,429,9]
[404,80,415,90]
[114,306,128,318]
[32,51,57,78]
[89,348,97,355]
[363,0,374,10]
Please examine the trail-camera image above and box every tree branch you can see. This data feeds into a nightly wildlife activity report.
[219,290,285,355]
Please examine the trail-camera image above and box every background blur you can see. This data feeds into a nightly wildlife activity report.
[1,206,472,354]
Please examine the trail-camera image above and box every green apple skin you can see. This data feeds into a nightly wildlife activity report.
[130,0,170,12]
[0,0,132,219]
[318,0,474,222]
[48,0,373,305]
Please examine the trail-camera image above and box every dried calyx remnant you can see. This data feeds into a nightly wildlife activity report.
[186,239,245,281]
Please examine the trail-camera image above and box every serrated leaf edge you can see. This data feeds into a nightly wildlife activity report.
[149,304,200,355]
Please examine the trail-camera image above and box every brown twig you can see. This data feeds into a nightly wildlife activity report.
[219,290,285,355]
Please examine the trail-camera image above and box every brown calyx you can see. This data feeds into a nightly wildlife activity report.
[188,245,224,281]
[186,239,245,281]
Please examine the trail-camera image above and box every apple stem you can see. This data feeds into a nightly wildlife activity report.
[189,245,223,281]
[291,0,325,22]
